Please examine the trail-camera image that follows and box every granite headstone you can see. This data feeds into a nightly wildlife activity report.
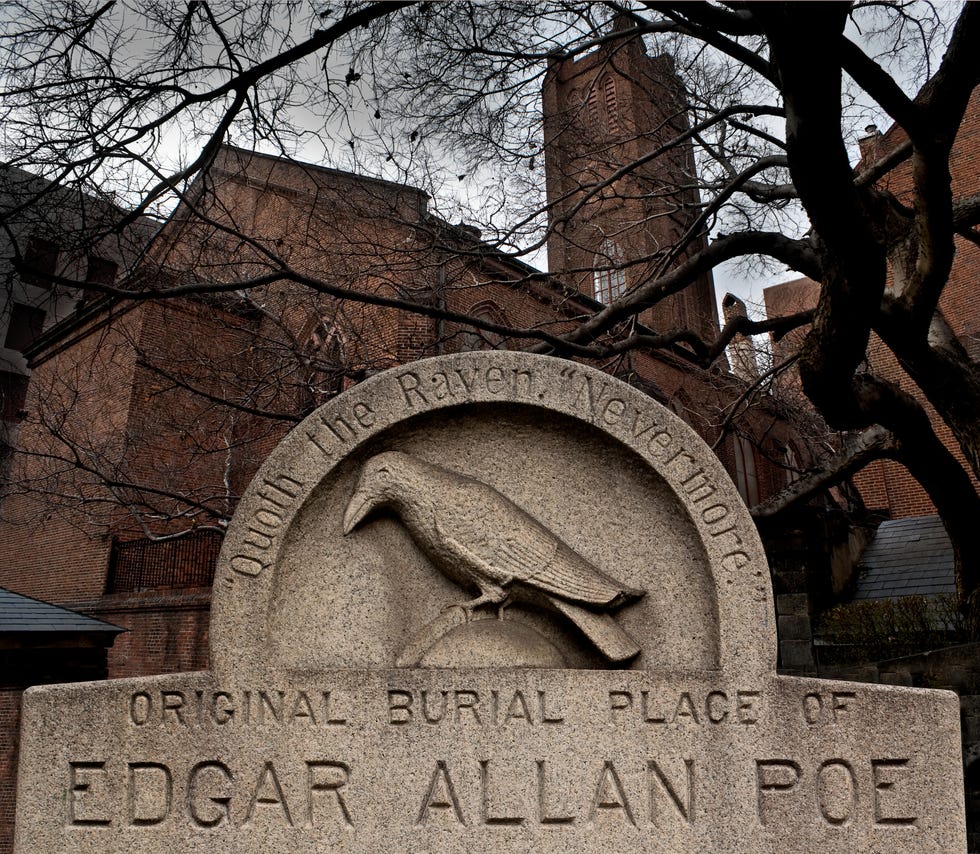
[14,352,967,851]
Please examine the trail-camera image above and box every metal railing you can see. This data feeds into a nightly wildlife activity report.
[105,529,222,594]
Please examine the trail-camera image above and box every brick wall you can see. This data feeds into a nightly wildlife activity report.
[0,305,145,601]
[84,591,211,678]
[0,690,21,854]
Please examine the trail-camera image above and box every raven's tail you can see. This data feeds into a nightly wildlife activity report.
[547,596,641,663]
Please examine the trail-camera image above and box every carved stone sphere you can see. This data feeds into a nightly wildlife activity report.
[419,617,567,668]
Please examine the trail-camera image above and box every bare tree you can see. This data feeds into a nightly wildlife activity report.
[1,2,979,606]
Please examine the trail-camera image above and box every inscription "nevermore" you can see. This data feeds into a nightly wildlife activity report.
[567,370,754,576]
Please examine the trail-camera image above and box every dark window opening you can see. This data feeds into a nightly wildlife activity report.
[4,303,46,353]
[21,237,59,288]
[0,370,29,421]
[85,255,118,286]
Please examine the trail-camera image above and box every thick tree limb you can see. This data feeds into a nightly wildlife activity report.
[839,36,922,137]
[752,425,899,520]
[953,193,980,229]
[543,230,821,351]
[648,4,774,83]
[875,299,980,483]
[752,4,889,429]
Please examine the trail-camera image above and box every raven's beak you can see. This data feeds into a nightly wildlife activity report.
[342,487,375,535]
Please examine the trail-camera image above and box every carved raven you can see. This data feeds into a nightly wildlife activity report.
[343,451,645,663]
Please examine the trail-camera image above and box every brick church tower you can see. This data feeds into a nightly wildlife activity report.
[542,16,718,340]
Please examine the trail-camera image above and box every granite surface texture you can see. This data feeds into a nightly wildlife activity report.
[14,352,966,852]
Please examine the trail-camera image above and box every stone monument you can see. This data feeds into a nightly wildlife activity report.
[14,352,967,851]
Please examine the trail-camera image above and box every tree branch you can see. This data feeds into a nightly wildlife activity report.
[753,425,898,520]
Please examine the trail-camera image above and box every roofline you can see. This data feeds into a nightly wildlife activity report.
[0,586,124,634]
[23,294,133,367]
[22,147,726,388]
[217,144,431,203]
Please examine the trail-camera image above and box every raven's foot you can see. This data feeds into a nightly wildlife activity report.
[440,603,470,621]
[460,585,507,620]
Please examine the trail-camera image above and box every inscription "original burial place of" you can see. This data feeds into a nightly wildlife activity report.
[64,755,917,831]
[124,687,779,730]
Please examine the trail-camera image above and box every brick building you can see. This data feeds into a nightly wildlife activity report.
[0,166,155,482]
[764,85,980,521]
[0,26,803,850]
[2,142,799,661]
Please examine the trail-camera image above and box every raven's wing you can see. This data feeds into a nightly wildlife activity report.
[526,540,630,605]
[442,492,630,606]
[435,513,556,585]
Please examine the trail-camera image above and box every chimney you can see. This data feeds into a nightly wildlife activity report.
[858,123,883,164]
[722,293,759,382]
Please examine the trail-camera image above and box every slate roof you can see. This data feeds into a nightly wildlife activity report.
[852,515,956,600]
[0,586,122,633]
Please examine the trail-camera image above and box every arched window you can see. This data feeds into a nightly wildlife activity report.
[733,434,760,507]
[299,319,348,414]
[460,303,506,351]
[593,239,627,304]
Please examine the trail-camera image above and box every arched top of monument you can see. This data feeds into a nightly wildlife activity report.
[211,351,775,681]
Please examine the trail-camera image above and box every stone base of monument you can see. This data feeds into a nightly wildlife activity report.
[13,353,966,851]
[15,671,963,851]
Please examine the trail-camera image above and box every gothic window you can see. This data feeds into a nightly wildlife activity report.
[733,434,760,507]
[588,74,620,136]
[593,239,627,304]
[781,443,801,485]
[300,320,348,414]
[460,304,505,351]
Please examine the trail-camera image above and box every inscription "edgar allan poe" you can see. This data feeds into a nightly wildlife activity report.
[65,755,917,831]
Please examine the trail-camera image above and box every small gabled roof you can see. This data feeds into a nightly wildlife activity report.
[0,586,122,634]
[853,515,956,600]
